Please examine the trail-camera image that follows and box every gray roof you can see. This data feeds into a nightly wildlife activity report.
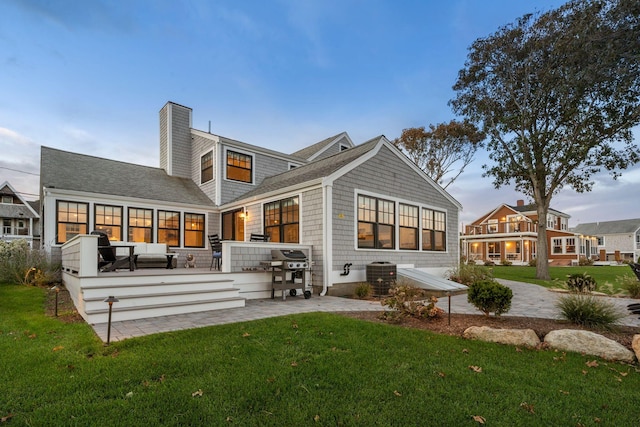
[40,146,214,206]
[572,218,640,235]
[0,203,38,219]
[509,203,566,217]
[290,132,346,160]
[232,137,381,202]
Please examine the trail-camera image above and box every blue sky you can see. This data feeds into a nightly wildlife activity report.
[1,0,638,227]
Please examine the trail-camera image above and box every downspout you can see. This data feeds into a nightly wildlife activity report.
[321,183,333,296]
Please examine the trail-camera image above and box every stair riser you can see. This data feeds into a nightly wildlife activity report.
[86,299,246,323]
[84,290,241,312]
[82,281,235,300]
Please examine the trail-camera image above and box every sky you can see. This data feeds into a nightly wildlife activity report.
[1,0,638,228]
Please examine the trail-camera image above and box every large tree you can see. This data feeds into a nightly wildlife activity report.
[450,0,640,279]
[393,120,484,190]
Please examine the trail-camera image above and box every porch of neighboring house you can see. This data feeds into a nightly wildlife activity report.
[464,238,537,265]
[60,234,313,324]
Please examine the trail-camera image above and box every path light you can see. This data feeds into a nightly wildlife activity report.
[50,285,60,317]
[103,296,119,345]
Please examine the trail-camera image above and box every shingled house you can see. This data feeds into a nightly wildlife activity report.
[40,101,461,296]
[572,218,640,263]
[0,181,40,248]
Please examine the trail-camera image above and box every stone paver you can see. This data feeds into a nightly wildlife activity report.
[92,280,640,343]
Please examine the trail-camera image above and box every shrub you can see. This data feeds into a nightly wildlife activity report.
[448,263,493,287]
[0,240,60,286]
[528,258,537,267]
[617,275,640,299]
[484,260,495,266]
[556,294,625,330]
[381,284,444,321]
[354,282,372,299]
[467,280,513,317]
[578,256,594,266]
[500,258,512,266]
[565,273,597,293]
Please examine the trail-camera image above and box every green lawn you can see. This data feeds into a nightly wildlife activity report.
[490,265,637,294]
[2,283,639,426]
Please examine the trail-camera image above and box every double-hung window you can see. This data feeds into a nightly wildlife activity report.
[158,210,180,247]
[264,196,299,243]
[184,213,205,247]
[201,151,213,184]
[226,150,252,183]
[399,204,418,250]
[95,204,122,241]
[128,208,153,243]
[357,195,395,249]
[552,238,563,254]
[56,201,88,244]
[422,208,446,251]
[565,237,576,254]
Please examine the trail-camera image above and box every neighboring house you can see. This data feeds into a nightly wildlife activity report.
[571,218,640,263]
[40,101,461,292]
[460,200,598,265]
[0,181,40,248]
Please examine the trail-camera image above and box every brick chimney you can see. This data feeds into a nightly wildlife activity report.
[516,199,524,207]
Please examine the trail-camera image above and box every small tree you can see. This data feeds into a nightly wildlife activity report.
[467,280,513,317]
[393,120,484,190]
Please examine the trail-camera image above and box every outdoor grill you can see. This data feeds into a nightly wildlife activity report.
[263,249,312,300]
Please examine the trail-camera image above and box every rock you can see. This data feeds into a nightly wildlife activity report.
[633,335,640,362]
[544,329,635,363]
[463,326,540,348]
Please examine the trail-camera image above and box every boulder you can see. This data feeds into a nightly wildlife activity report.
[544,329,635,363]
[463,326,540,348]
[633,335,640,362]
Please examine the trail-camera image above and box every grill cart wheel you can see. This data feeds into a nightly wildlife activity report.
[304,291,311,299]
[289,289,297,297]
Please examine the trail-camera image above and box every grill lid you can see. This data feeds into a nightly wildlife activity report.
[271,249,307,261]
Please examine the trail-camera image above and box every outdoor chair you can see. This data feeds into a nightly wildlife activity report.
[91,231,135,272]
[250,233,269,242]
[629,263,640,281]
[208,234,222,270]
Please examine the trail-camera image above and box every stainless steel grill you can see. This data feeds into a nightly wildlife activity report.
[264,249,312,300]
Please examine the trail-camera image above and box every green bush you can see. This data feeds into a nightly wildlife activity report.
[381,284,443,321]
[448,263,493,287]
[500,258,512,266]
[565,273,597,293]
[556,294,625,330]
[617,275,640,299]
[354,282,372,299]
[0,240,60,286]
[467,280,513,317]
[528,258,537,267]
[578,256,594,266]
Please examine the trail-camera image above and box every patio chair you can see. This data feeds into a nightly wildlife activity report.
[250,233,269,242]
[208,234,222,270]
[91,231,135,272]
[629,263,640,281]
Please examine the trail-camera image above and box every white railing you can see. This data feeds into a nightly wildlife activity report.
[61,234,99,277]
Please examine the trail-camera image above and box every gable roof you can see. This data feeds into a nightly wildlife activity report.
[510,203,567,217]
[0,181,39,219]
[572,218,640,235]
[227,136,462,210]
[290,132,353,161]
[40,147,214,206]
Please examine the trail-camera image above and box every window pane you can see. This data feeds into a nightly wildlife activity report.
[201,151,213,183]
[358,222,374,248]
[184,213,205,248]
[378,224,394,249]
[400,227,418,250]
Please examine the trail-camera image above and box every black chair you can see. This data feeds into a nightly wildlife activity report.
[208,234,222,270]
[91,231,134,272]
[250,233,269,242]
[629,263,640,281]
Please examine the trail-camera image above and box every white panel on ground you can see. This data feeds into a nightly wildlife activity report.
[397,268,467,292]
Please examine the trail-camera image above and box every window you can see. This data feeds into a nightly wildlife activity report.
[201,151,213,184]
[357,195,395,249]
[264,197,299,243]
[422,208,446,251]
[158,210,180,247]
[56,201,88,244]
[487,241,501,260]
[487,219,498,233]
[597,236,605,246]
[1,195,12,204]
[128,208,153,243]
[552,238,563,254]
[184,213,205,247]
[95,205,122,241]
[399,204,418,250]
[340,144,349,151]
[222,209,245,241]
[2,219,10,234]
[565,237,576,253]
[547,215,555,229]
[226,150,252,183]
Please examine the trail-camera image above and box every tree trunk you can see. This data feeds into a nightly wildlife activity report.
[535,205,551,280]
